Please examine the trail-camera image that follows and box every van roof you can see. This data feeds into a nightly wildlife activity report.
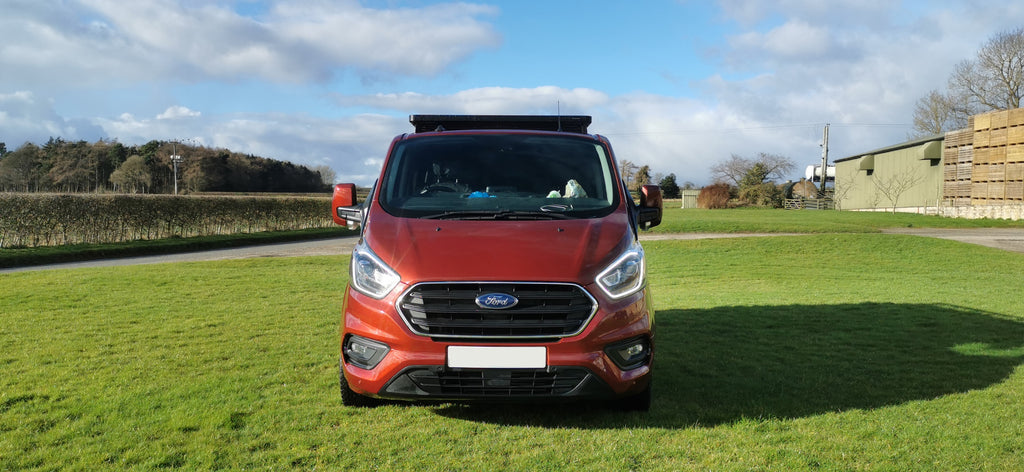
[410,115,592,134]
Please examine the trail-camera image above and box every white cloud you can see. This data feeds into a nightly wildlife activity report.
[267,1,501,78]
[715,0,894,27]
[0,0,501,88]
[199,112,403,184]
[729,20,833,59]
[683,0,1024,177]
[0,91,105,146]
[156,106,201,120]
[334,86,610,115]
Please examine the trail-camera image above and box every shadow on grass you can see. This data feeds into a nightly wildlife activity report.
[434,302,1024,428]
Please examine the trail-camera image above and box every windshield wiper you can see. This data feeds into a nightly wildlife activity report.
[421,209,570,220]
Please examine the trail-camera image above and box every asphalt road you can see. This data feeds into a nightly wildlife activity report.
[3,229,1024,274]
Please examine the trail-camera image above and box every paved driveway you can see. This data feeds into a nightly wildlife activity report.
[880,228,1024,254]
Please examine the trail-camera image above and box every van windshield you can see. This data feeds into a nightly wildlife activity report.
[379,134,620,219]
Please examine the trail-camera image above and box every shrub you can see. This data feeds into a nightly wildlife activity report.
[739,182,785,208]
[698,183,731,209]
[0,193,332,248]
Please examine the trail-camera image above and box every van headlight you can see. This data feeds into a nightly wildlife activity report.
[350,242,401,299]
[596,241,646,299]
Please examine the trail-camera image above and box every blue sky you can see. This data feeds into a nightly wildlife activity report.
[3,0,1024,185]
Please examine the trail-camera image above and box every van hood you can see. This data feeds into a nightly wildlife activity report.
[361,214,634,283]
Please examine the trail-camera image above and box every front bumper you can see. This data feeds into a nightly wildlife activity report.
[340,283,653,402]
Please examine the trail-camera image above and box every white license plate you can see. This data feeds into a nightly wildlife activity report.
[446,346,547,369]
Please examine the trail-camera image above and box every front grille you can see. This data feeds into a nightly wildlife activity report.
[405,368,591,397]
[396,282,597,339]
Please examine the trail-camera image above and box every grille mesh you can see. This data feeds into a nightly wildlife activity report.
[397,283,596,339]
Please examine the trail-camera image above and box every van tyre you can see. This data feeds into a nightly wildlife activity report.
[339,360,380,408]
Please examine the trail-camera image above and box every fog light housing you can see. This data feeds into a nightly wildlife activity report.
[343,335,390,370]
[604,336,651,371]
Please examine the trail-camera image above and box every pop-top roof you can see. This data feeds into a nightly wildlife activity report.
[410,115,592,134]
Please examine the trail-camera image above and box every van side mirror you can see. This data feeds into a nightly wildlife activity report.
[332,183,362,228]
[638,184,663,230]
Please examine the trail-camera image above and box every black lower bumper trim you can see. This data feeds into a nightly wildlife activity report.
[380,366,615,400]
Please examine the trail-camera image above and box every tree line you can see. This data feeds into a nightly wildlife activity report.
[618,160,691,199]
[622,151,799,208]
[0,138,333,194]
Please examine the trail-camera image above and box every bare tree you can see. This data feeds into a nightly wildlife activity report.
[313,165,337,186]
[755,152,796,182]
[912,28,1024,136]
[710,152,795,186]
[619,159,638,192]
[950,27,1024,112]
[710,154,749,186]
[832,179,856,211]
[911,90,965,138]
[872,167,925,213]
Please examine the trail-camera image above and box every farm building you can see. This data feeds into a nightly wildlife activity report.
[834,108,1024,219]
[833,135,944,212]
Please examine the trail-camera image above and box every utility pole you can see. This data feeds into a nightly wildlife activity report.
[169,138,197,195]
[170,140,183,195]
[819,123,830,196]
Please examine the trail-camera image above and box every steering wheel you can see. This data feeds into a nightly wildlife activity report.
[420,182,463,195]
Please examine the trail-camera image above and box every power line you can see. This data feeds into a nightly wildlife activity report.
[600,121,913,137]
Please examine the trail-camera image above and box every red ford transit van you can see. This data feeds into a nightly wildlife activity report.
[332,115,662,410]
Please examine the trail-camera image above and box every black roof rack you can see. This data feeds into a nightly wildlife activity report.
[410,115,592,134]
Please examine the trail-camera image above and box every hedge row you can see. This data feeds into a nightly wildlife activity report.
[0,193,334,248]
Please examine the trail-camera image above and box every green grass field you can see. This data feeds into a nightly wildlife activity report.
[2,218,1024,469]
[651,206,1024,233]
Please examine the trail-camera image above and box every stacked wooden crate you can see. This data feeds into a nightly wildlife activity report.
[1009,109,1024,200]
[971,109,1024,204]
[943,124,974,205]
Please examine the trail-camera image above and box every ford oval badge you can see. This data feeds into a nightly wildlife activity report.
[475,293,519,310]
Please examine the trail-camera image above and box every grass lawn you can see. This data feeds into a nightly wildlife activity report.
[2,233,1024,470]
[651,206,1024,233]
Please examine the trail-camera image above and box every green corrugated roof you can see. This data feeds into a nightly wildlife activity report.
[833,133,945,163]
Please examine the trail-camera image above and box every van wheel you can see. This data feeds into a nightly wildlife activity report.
[339,360,380,408]
[616,383,651,412]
